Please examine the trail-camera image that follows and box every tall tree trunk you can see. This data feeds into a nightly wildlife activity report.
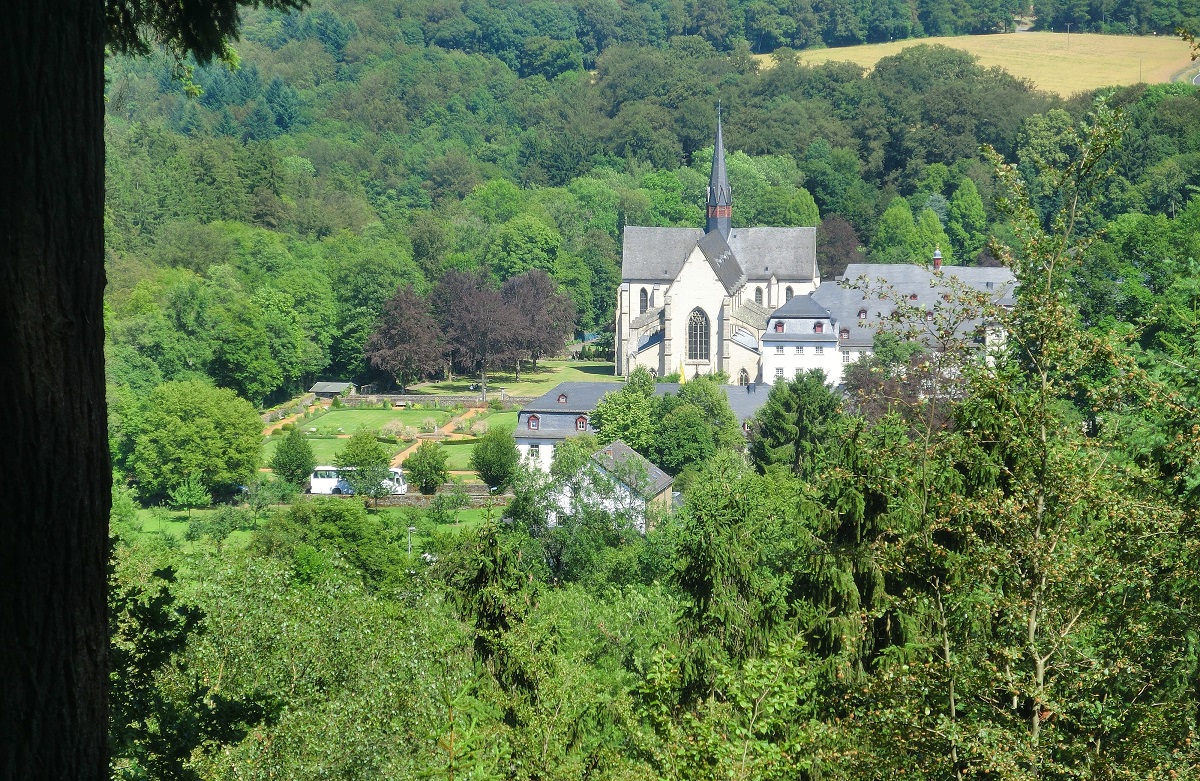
[1,2,109,779]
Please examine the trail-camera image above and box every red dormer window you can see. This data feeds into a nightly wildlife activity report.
[813,322,824,333]
[558,394,567,403]
[858,309,867,320]
[528,415,540,430]
[926,311,934,322]
[576,416,588,431]
[840,328,850,340]
[774,321,784,333]
[909,293,918,302]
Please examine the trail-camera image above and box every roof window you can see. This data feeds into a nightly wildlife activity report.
[528,415,540,430]
[557,394,567,403]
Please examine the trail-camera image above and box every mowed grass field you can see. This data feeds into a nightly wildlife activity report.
[416,359,621,398]
[302,408,451,435]
[773,32,1197,97]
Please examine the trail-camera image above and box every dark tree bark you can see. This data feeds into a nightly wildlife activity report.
[1,0,110,778]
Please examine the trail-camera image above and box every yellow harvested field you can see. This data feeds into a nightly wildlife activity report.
[766,33,1198,97]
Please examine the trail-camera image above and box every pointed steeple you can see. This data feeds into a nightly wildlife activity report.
[706,106,732,239]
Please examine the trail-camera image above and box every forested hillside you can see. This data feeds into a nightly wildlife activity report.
[103,0,1200,413]
[98,0,1200,778]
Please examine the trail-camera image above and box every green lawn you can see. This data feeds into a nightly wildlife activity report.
[262,436,404,467]
[439,440,479,471]
[474,410,517,431]
[301,408,451,435]
[414,359,621,398]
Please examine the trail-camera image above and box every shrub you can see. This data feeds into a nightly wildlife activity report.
[380,420,407,440]
[279,423,294,432]
[470,421,489,436]
[271,428,316,487]
[469,428,519,491]
[404,441,448,495]
[422,417,440,433]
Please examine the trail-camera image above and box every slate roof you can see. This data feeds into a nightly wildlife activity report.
[806,263,1018,349]
[731,328,761,353]
[653,382,769,423]
[732,299,770,329]
[729,227,818,281]
[591,440,673,499]
[630,306,664,329]
[697,230,747,293]
[523,382,621,414]
[769,294,832,320]
[309,381,355,394]
[636,330,664,353]
[621,226,819,286]
[519,381,771,429]
[621,226,704,282]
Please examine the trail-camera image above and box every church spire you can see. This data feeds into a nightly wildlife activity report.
[706,106,732,239]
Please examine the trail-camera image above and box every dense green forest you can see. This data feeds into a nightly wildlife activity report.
[103,1,1200,777]
[102,0,1200,413]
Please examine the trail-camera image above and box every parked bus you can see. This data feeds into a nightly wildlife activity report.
[308,466,408,496]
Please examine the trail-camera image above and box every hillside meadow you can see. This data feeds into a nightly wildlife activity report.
[771,32,1198,96]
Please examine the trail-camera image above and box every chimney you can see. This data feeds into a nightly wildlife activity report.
[932,247,943,271]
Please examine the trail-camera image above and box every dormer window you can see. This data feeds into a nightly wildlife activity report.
[813,322,824,333]
[528,415,540,430]
[986,281,994,290]
[575,416,588,431]
[925,311,934,322]
[774,321,784,333]
[909,293,918,302]
[557,394,567,403]
[858,309,867,320]
[840,328,850,340]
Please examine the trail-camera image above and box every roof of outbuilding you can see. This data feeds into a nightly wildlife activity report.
[521,381,771,425]
[769,294,832,320]
[309,381,355,393]
[522,382,621,414]
[591,440,674,498]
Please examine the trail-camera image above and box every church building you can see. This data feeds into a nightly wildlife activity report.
[614,115,819,383]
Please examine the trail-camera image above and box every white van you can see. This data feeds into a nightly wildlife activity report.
[308,466,408,496]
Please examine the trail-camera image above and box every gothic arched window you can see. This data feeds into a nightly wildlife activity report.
[639,288,648,314]
[754,287,763,305]
[738,368,750,386]
[785,286,794,302]
[687,309,709,361]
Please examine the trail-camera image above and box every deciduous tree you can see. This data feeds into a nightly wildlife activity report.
[270,427,316,488]
[364,285,445,392]
[501,269,576,371]
[404,440,449,495]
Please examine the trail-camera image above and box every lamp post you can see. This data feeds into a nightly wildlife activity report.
[407,526,416,556]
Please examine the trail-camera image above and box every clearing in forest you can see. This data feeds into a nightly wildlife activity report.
[772,32,1196,97]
